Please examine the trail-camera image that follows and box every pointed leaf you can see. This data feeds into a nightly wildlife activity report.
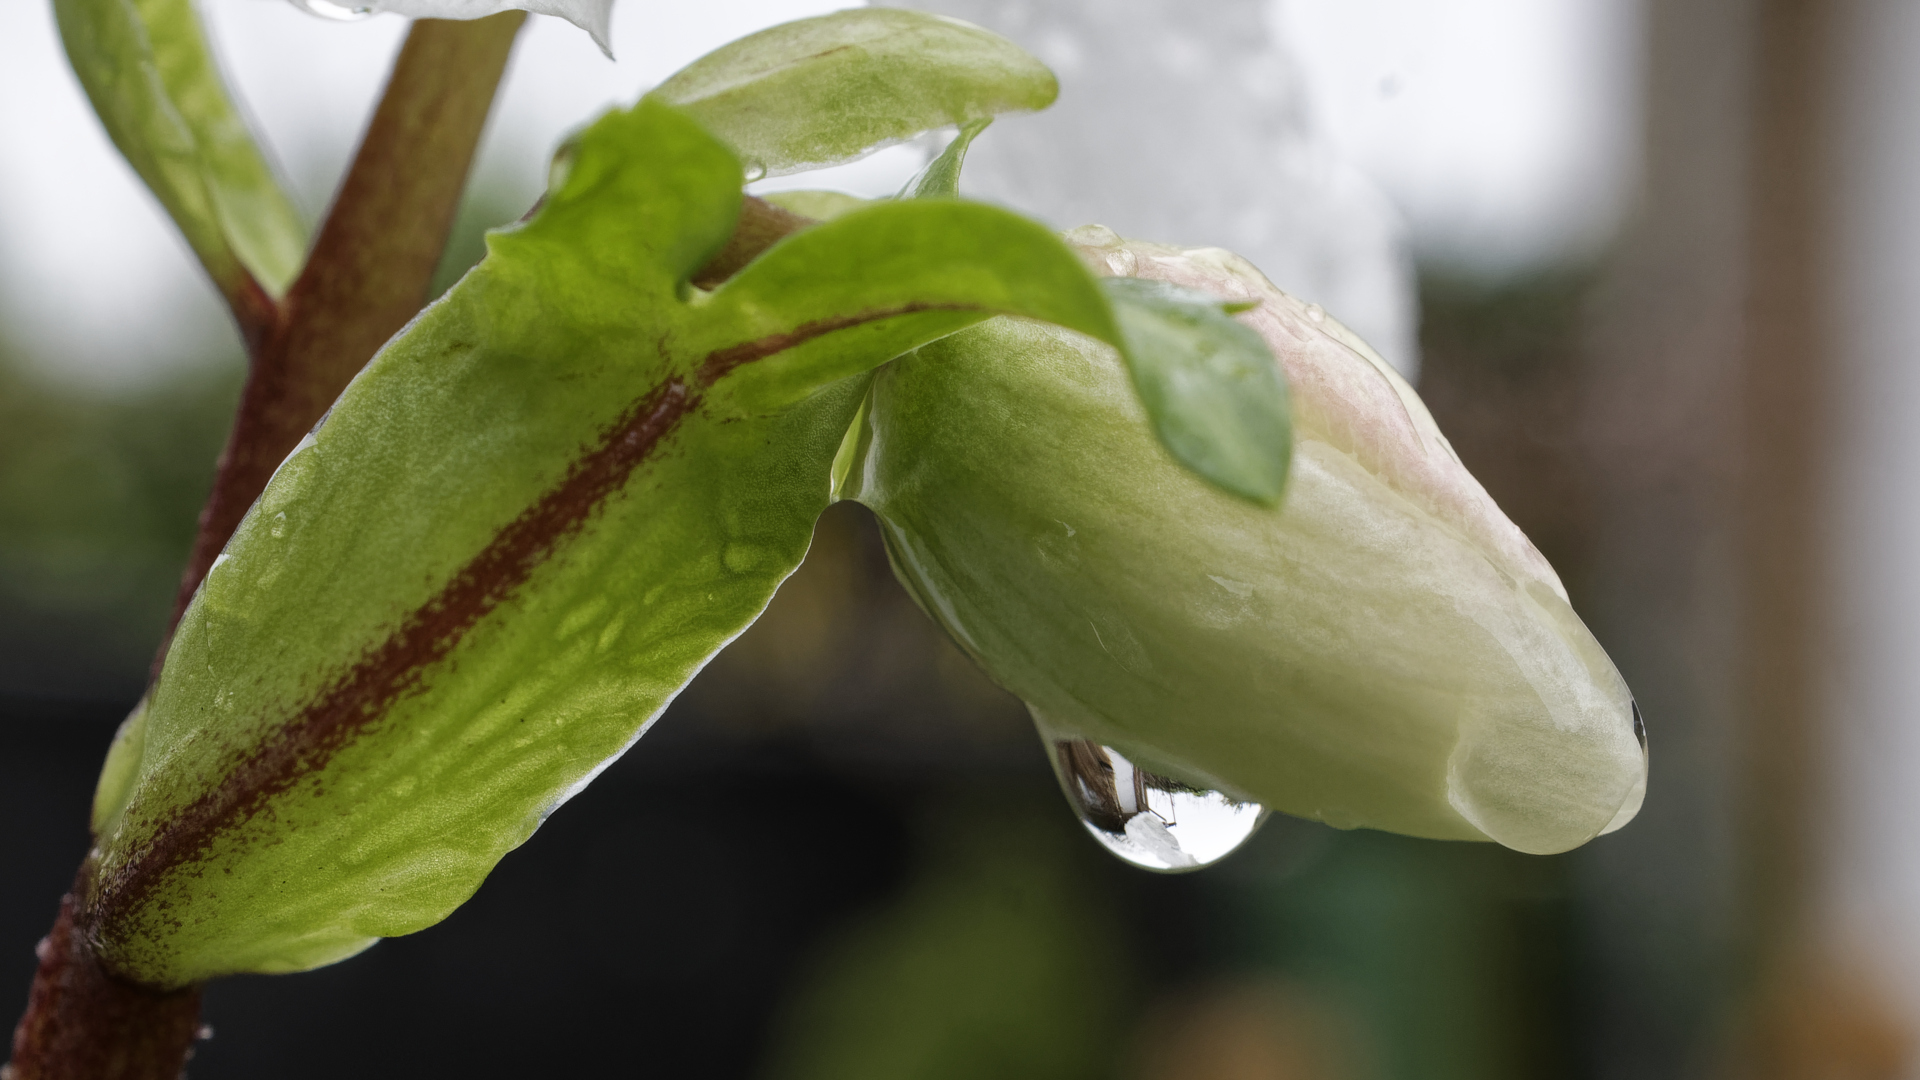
[1104,277,1292,505]
[651,9,1056,177]
[58,0,308,296]
[697,198,1120,408]
[903,117,991,200]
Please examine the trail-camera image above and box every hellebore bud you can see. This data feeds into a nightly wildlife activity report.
[841,227,1647,856]
[288,0,615,54]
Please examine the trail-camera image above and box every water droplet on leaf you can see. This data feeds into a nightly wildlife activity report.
[1037,713,1266,872]
[290,0,374,20]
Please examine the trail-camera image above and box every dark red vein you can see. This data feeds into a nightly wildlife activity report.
[91,379,696,937]
[92,301,984,946]
[696,302,974,386]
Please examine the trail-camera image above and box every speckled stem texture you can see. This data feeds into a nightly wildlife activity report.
[5,888,203,1080]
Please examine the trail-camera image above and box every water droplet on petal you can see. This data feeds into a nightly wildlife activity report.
[1065,223,1123,249]
[743,162,768,183]
[290,0,375,20]
[1036,713,1266,872]
[1304,303,1326,323]
[1631,700,1646,750]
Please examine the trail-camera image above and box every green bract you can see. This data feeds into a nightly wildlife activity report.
[841,230,1647,857]
[57,0,308,298]
[81,85,1282,984]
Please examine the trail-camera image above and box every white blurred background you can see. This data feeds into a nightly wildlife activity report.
[0,0,1643,387]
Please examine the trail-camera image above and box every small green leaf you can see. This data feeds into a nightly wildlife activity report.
[1104,277,1292,505]
[651,9,1056,177]
[56,0,308,297]
[699,197,1119,408]
[903,117,991,200]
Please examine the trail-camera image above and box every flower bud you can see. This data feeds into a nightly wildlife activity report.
[288,0,612,53]
[841,228,1645,855]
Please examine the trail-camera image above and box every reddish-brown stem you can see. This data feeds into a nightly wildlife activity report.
[691,197,815,289]
[167,12,529,642]
[4,887,203,1080]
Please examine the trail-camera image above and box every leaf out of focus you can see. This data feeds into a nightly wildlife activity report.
[652,8,1056,178]
[56,0,307,297]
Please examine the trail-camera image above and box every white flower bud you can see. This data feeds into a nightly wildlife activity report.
[289,0,613,55]
[844,228,1646,855]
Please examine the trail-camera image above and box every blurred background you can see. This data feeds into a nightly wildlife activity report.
[0,0,1906,1076]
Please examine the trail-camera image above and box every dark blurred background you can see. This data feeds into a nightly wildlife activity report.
[7,0,1918,1077]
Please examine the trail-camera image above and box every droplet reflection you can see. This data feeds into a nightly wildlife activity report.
[289,0,375,20]
[1041,728,1268,873]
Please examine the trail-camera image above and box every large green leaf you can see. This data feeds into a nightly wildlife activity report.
[56,0,307,297]
[84,98,1139,988]
[651,8,1056,177]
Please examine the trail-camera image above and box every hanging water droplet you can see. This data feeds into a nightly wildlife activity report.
[290,0,375,19]
[742,162,769,183]
[1035,711,1267,872]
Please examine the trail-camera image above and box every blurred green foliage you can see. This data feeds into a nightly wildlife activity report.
[0,355,238,697]
[762,794,1132,1080]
